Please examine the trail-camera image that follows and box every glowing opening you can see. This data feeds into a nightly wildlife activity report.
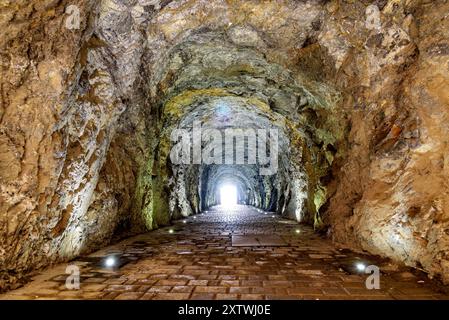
[220,184,238,207]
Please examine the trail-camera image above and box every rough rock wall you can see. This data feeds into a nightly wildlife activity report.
[0,0,99,289]
[323,0,449,283]
[0,0,157,290]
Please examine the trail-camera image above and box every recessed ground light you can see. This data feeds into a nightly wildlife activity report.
[356,263,366,272]
[168,229,174,234]
[271,215,275,218]
[193,216,197,219]
[295,229,300,234]
[104,256,116,268]
[183,220,187,224]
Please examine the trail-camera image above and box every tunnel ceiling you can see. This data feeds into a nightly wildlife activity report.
[1,0,449,291]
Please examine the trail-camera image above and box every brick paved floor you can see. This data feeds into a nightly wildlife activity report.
[2,205,449,300]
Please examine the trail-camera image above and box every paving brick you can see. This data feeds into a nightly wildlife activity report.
[321,288,349,296]
[169,274,196,281]
[251,287,277,294]
[140,293,155,300]
[194,286,227,293]
[263,280,292,287]
[220,280,240,287]
[147,286,172,293]
[344,288,389,296]
[190,293,215,300]
[197,274,218,280]
[287,287,323,295]
[218,275,238,280]
[101,292,121,300]
[104,285,141,292]
[229,287,251,294]
[103,278,127,285]
[171,286,194,293]
[148,274,169,280]
[57,291,83,298]
[152,293,190,300]
[83,278,107,284]
[82,284,108,291]
[188,280,208,286]
[115,292,144,300]
[136,279,157,285]
[241,280,263,287]
[240,294,265,300]
[157,279,187,286]
[30,288,60,296]
[216,294,239,300]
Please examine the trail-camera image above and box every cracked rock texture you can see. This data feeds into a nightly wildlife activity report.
[1,0,448,291]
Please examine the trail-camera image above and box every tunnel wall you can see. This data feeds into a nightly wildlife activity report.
[324,0,449,284]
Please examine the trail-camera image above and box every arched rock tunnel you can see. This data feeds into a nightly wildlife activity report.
[1,0,449,297]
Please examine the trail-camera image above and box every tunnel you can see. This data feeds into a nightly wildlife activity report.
[1,0,449,300]
[139,24,339,229]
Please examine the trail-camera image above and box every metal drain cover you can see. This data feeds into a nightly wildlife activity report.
[232,234,287,246]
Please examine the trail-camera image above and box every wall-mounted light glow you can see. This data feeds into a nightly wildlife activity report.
[356,263,366,272]
[220,184,237,207]
[104,256,116,268]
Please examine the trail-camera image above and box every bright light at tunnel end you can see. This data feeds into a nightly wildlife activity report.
[220,184,238,208]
